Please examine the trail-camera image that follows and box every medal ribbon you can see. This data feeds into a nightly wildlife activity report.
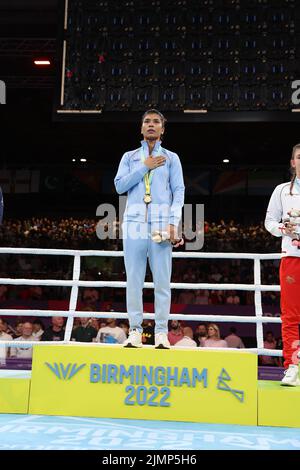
[141,143,162,196]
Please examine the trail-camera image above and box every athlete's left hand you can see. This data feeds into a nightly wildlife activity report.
[167,225,184,247]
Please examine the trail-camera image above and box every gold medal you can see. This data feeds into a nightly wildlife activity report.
[144,194,152,204]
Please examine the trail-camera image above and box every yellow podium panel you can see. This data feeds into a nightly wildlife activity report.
[258,380,300,428]
[0,373,30,414]
[29,345,257,425]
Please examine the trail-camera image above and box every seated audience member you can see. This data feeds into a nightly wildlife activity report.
[0,285,8,301]
[260,331,277,366]
[177,290,195,304]
[41,316,65,341]
[209,290,224,305]
[82,288,99,309]
[12,320,23,339]
[175,327,197,347]
[194,323,208,346]
[90,318,100,331]
[32,320,45,340]
[0,317,12,362]
[225,327,245,348]
[19,286,43,301]
[225,290,240,305]
[168,320,184,346]
[201,323,228,348]
[71,317,97,342]
[194,289,210,305]
[119,320,130,339]
[95,318,127,344]
[10,321,36,359]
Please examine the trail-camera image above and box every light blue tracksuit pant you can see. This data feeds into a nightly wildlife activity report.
[123,221,172,335]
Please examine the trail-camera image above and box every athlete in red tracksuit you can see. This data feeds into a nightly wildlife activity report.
[265,143,300,386]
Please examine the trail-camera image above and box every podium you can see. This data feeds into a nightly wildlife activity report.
[1,344,299,428]
[28,344,257,426]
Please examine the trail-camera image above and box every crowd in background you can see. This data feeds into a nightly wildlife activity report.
[0,217,282,366]
[0,217,281,252]
[0,315,282,366]
[0,217,281,305]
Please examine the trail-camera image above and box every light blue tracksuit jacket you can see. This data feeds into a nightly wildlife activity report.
[114,140,185,334]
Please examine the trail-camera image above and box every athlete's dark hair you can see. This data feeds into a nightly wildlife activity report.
[141,109,167,127]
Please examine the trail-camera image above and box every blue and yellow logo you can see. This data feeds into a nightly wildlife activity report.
[45,362,86,380]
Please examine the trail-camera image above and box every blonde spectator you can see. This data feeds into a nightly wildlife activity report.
[201,323,228,348]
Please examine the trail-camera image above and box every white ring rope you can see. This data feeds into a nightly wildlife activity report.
[0,248,283,357]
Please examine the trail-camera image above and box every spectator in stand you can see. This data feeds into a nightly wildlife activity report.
[119,320,130,339]
[0,285,8,301]
[175,327,197,347]
[225,327,245,348]
[90,318,100,331]
[41,316,65,341]
[96,318,127,344]
[71,317,98,342]
[12,320,24,339]
[177,290,195,304]
[194,289,210,305]
[10,321,36,359]
[194,323,208,346]
[209,290,224,305]
[32,320,44,340]
[0,318,11,335]
[201,323,228,348]
[19,286,43,300]
[82,288,100,309]
[0,317,12,363]
[260,331,277,366]
[168,320,184,345]
[225,290,240,305]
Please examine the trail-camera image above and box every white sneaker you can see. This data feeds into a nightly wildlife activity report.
[123,330,142,348]
[155,333,170,349]
[281,365,300,386]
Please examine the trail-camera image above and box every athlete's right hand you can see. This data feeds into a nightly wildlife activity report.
[283,222,297,237]
[144,155,166,170]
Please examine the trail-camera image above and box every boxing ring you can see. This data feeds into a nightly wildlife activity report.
[0,247,300,450]
[0,247,282,356]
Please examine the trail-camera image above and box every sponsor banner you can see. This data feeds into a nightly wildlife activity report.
[29,345,257,425]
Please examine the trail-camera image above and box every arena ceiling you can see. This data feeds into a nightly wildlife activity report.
[0,1,299,167]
